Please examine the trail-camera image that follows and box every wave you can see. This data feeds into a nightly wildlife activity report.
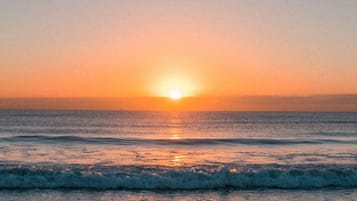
[1,135,357,146]
[0,164,356,190]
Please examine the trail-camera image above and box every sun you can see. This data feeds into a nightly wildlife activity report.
[152,71,199,99]
[169,88,182,100]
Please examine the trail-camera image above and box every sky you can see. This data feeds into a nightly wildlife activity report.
[1,0,357,106]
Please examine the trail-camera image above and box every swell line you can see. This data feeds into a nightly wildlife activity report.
[1,135,357,146]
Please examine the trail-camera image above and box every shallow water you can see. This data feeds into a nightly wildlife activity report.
[0,111,356,199]
[1,189,357,201]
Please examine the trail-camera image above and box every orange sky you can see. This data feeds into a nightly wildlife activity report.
[1,1,357,110]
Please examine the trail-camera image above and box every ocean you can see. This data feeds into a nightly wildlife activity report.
[0,110,357,200]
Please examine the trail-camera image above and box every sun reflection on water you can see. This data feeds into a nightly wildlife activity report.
[167,113,186,166]
[171,154,184,166]
[168,113,183,140]
[169,128,181,140]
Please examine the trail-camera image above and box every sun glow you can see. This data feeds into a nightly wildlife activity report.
[169,88,182,100]
[151,65,201,99]
[153,76,199,98]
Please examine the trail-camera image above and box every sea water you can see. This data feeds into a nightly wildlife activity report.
[0,110,356,200]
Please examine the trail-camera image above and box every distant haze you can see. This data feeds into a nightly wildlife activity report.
[1,95,357,111]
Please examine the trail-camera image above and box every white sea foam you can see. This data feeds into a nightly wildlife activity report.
[0,164,356,190]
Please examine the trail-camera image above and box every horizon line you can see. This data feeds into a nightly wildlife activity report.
[1,94,357,112]
[1,93,357,99]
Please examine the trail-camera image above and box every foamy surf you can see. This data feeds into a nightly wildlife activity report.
[0,163,356,190]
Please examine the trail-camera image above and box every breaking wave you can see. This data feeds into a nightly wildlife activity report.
[0,163,356,190]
